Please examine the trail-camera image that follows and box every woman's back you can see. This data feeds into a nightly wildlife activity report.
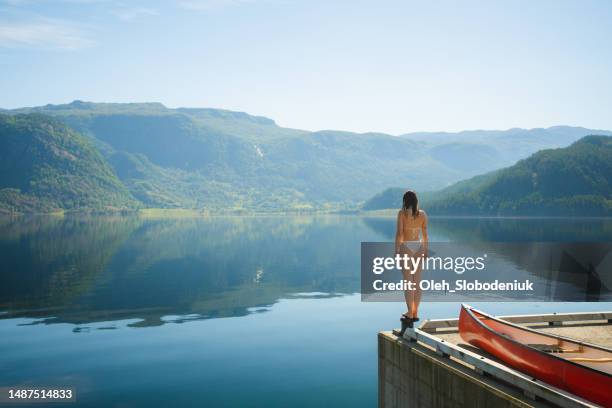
[398,209,425,241]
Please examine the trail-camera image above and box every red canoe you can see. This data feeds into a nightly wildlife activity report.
[458,304,612,407]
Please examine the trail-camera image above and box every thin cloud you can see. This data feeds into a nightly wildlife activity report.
[0,0,29,5]
[0,19,93,50]
[114,6,159,21]
[1,0,112,4]
[179,0,254,11]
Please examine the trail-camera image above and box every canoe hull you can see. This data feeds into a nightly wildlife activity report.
[459,305,612,407]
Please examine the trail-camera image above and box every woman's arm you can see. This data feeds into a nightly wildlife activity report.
[421,211,429,256]
[395,210,403,254]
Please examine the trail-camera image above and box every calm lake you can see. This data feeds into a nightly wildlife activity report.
[1,215,611,407]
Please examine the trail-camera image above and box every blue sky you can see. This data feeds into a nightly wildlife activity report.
[1,0,611,134]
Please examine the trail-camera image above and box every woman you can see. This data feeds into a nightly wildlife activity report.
[395,190,428,328]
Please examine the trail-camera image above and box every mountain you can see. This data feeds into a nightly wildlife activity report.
[5,101,611,211]
[0,114,137,213]
[363,136,612,216]
[401,125,610,162]
[8,101,460,209]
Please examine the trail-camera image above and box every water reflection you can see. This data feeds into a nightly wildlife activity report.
[0,216,377,327]
[1,215,610,328]
[362,216,612,242]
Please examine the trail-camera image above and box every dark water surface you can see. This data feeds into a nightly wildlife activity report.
[0,216,610,407]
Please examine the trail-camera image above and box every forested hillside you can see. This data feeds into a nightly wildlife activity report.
[0,114,137,213]
[3,101,610,212]
[364,136,612,216]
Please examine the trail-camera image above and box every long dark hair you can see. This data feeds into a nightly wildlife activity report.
[402,190,419,217]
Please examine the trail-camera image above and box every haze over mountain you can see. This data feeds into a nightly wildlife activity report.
[2,101,611,212]
[364,136,612,216]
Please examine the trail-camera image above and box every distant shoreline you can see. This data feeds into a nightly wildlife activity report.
[1,207,611,219]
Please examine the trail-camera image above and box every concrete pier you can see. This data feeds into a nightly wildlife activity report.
[378,311,612,408]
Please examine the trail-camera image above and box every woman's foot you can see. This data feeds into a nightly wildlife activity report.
[400,314,419,335]
[399,316,414,336]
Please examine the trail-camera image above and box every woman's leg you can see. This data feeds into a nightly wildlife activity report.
[402,266,413,316]
[410,261,423,318]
